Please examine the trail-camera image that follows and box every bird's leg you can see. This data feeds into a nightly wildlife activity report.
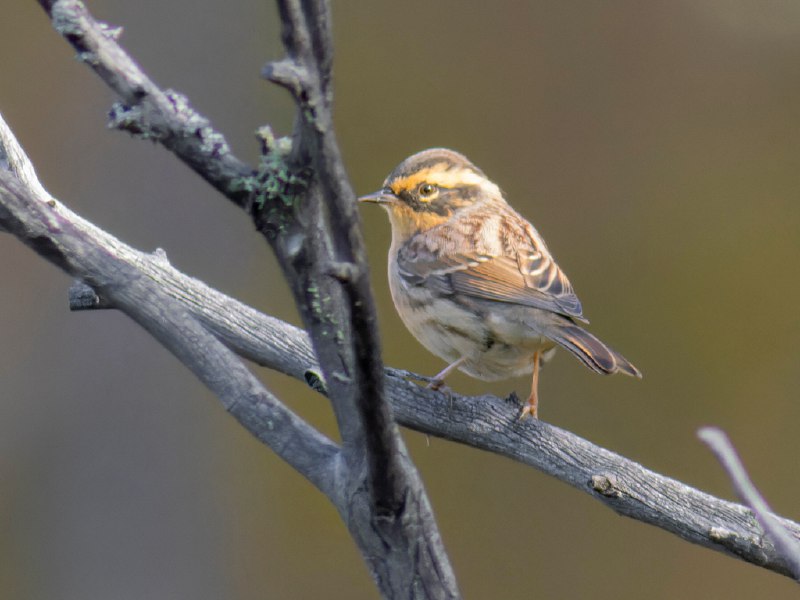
[519,350,541,420]
[428,356,467,391]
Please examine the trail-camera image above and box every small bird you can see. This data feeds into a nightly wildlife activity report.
[360,148,641,418]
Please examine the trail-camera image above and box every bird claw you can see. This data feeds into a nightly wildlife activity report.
[425,379,457,412]
[507,390,538,420]
[426,378,445,391]
[517,403,538,421]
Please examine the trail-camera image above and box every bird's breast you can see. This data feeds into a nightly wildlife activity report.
[387,256,553,381]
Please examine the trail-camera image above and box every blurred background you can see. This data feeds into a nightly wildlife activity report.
[1,1,799,598]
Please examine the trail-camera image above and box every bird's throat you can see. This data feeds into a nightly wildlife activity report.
[386,203,450,242]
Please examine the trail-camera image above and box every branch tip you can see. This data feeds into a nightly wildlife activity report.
[262,58,309,98]
[326,261,360,283]
[98,21,123,41]
[698,426,800,579]
[108,102,154,138]
[68,280,111,310]
[152,248,170,265]
[590,474,624,498]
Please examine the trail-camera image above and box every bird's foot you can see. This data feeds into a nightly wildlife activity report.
[426,377,446,391]
[517,392,539,420]
[426,379,457,412]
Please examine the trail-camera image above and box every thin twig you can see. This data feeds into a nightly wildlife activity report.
[698,426,800,580]
[37,0,254,206]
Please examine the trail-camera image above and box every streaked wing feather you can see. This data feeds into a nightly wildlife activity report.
[450,255,585,319]
[397,244,586,321]
[396,203,586,320]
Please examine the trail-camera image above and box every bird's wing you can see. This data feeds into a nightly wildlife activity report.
[396,216,586,321]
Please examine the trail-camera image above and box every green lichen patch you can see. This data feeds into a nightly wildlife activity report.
[251,131,312,239]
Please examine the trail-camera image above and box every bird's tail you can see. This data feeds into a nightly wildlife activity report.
[550,323,642,378]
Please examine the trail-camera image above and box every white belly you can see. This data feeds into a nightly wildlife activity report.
[388,258,555,381]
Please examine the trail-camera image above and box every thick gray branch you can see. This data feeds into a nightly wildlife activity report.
[2,109,799,581]
[0,113,340,500]
[267,0,403,518]
[21,0,799,594]
[114,256,800,581]
[171,289,800,581]
[32,2,460,597]
[56,228,800,582]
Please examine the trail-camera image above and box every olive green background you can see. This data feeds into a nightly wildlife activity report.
[1,1,799,598]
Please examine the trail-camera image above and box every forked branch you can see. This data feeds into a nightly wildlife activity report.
[34,0,459,597]
[3,105,800,582]
[0,2,793,596]
[699,427,800,580]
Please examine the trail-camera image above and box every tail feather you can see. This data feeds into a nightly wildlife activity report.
[550,324,642,379]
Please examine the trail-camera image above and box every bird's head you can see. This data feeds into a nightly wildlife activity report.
[359,148,501,240]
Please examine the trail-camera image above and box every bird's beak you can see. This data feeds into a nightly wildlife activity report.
[358,189,397,205]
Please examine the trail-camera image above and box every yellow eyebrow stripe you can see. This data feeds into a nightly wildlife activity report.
[390,165,487,194]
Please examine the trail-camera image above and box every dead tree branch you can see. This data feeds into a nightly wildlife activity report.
[260,0,407,516]
[33,0,459,597]
[2,113,799,580]
[699,427,800,580]
[0,113,339,499]
[0,1,793,596]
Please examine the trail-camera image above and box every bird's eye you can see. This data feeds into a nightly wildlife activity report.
[418,183,437,198]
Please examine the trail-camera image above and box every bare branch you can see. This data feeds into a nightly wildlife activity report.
[37,0,254,206]
[3,106,800,581]
[58,257,800,581]
[273,0,404,513]
[699,426,800,579]
[32,2,460,596]
[0,110,51,199]
[37,0,403,512]
[20,1,800,594]
[0,113,340,500]
[265,0,403,517]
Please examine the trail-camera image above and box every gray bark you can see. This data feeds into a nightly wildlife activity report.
[0,1,794,596]
[2,141,799,580]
